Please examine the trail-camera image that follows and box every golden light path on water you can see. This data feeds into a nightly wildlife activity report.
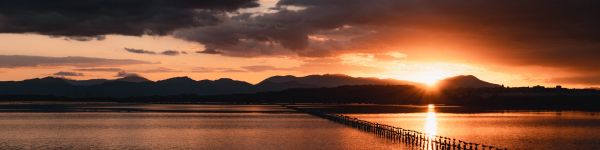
[424,104,437,137]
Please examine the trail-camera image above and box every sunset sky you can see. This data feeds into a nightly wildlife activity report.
[1,0,599,88]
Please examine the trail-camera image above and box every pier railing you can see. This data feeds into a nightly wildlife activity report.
[288,106,507,150]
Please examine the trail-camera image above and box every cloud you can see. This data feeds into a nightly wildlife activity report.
[0,0,259,38]
[0,55,152,68]
[74,68,123,72]
[115,71,140,77]
[124,48,184,56]
[174,0,600,78]
[53,71,84,77]
[196,48,222,54]
[161,50,180,56]
[125,48,156,55]
[50,35,107,41]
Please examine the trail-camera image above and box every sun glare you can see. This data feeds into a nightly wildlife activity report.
[397,65,457,87]
[417,75,442,86]
[409,71,451,86]
[424,104,437,136]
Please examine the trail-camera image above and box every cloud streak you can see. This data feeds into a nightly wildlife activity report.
[161,50,180,56]
[115,71,141,78]
[196,48,222,54]
[124,48,185,56]
[53,71,84,77]
[125,48,157,55]
[0,55,152,68]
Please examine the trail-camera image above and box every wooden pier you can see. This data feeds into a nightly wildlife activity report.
[288,106,507,150]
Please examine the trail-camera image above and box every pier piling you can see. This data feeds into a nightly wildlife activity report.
[287,106,507,150]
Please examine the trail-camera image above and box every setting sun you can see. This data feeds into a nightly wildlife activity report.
[401,68,455,86]
[413,74,444,86]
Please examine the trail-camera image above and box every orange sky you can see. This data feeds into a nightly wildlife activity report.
[1,0,599,88]
[0,33,576,87]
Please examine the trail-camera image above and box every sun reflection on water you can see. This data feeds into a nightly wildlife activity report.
[424,104,437,136]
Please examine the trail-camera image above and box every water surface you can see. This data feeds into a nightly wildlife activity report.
[0,104,407,150]
[348,105,600,150]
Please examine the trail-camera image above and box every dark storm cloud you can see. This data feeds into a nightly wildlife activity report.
[0,55,152,68]
[53,71,84,77]
[175,0,600,81]
[0,0,259,37]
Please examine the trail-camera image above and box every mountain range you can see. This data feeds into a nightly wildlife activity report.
[0,74,500,98]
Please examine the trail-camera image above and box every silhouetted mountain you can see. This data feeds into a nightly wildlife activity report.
[0,74,502,98]
[256,74,418,91]
[115,75,151,83]
[0,77,77,96]
[0,75,254,97]
[437,75,501,89]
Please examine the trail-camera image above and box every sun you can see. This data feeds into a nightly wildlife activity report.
[398,68,455,87]
[389,62,468,87]
[412,74,444,86]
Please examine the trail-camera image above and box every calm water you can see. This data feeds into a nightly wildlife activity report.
[1,104,599,150]
[0,105,406,150]
[348,105,600,150]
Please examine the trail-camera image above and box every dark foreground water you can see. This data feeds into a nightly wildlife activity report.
[0,104,405,150]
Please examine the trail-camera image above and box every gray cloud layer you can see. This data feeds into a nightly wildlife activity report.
[0,55,152,68]
[0,0,258,37]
